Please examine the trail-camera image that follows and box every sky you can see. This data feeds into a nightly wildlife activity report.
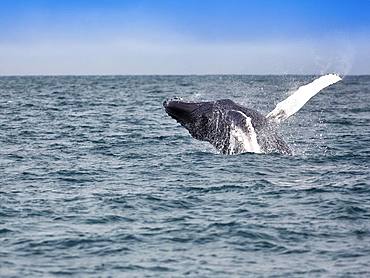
[1,0,370,75]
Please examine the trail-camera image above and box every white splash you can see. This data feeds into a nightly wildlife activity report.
[228,113,261,155]
[267,73,342,123]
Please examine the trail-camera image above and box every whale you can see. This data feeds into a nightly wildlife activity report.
[163,74,342,155]
[163,98,291,155]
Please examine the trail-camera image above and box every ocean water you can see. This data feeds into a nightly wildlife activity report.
[1,75,369,277]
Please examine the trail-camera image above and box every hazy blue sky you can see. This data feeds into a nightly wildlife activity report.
[1,0,370,75]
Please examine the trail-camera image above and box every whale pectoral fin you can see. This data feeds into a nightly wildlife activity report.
[267,74,342,123]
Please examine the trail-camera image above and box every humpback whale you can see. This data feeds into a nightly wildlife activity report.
[163,74,342,155]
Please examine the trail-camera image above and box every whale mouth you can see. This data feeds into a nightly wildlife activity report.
[163,99,202,123]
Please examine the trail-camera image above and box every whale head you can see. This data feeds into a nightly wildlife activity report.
[163,98,214,141]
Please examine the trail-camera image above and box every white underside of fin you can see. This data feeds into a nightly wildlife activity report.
[267,74,342,123]
[228,112,261,154]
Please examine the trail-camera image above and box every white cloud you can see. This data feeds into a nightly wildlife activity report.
[0,35,368,75]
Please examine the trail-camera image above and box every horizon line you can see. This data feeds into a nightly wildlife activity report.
[0,73,369,77]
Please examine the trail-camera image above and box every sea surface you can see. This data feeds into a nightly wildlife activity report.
[1,75,369,277]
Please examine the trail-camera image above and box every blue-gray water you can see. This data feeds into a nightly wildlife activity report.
[1,75,369,277]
